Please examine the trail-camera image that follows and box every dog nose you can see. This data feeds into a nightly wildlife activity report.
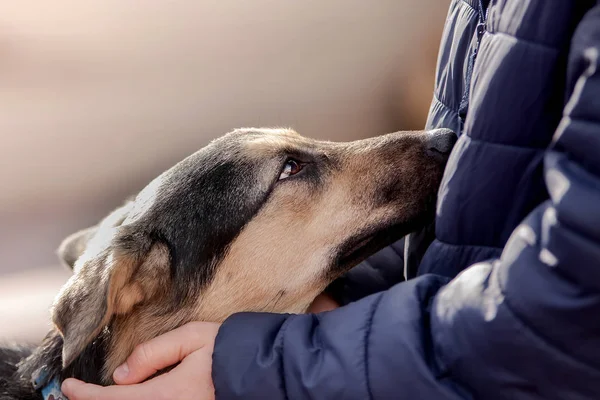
[426,128,457,156]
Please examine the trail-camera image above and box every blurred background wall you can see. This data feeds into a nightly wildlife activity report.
[0,0,449,342]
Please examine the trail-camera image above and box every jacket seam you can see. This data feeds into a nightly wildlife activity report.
[278,315,296,400]
[431,93,460,120]
[364,293,385,400]
[487,30,561,52]
[463,131,551,151]
[433,237,504,251]
[389,241,404,260]
[459,0,478,12]
[495,265,600,374]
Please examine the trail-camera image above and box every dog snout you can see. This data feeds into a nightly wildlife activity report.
[426,128,457,157]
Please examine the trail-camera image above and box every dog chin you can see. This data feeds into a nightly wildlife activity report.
[333,201,438,273]
[333,221,409,272]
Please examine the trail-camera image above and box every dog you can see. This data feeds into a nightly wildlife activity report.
[0,127,456,399]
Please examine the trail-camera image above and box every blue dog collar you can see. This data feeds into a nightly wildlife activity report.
[32,366,68,400]
[40,377,67,400]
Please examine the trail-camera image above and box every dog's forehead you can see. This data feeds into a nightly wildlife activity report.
[230,127,324,157]
[232,127,300,137]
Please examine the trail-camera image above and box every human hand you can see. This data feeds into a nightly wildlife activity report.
[307,292,340,313]
[61,321,221,400]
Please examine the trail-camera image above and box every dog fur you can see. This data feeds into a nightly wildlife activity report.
[0,127,455,399]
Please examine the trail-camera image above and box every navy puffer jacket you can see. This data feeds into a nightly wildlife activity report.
[212,1,600,398]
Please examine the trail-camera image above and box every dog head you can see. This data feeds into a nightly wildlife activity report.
[52,127,456,381]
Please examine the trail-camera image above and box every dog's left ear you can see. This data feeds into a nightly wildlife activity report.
[57,227,98,269]
[57,200,135,270]
[52,214,171,367]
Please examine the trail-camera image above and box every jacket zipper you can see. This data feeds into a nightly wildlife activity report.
[458,0,490,125]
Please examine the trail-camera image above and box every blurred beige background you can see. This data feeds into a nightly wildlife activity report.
[0,1,449,342]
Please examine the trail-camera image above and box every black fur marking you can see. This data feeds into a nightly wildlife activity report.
[1,345,39,400]
[122,136,283,301]
[0,329,109,400]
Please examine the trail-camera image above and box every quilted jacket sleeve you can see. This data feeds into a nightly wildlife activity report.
[212,274,460,400]
[212,6,600,400]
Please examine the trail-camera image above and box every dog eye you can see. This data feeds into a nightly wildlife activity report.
[279,159,304,180]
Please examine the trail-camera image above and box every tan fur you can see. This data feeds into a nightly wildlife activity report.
[110,244,170,315]
[102,244,173,380]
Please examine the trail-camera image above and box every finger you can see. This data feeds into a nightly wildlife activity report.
[63,346,216,400]
[175,349,216,399]
[307,293,340,313]
[61,378,162,400]
[113,322,220,385]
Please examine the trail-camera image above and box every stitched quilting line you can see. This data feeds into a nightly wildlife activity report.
[364,293,385,400]
[431,94,459,118]
[459,0,478,12]
[487,30,561,52]
[277,315,296,400]
[431,238,503,251]
[462,131,550,151]
[493,259,600,374]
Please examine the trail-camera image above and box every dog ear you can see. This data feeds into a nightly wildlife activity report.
[52,200,172,367]
[57,227,98,269]
[56,200,135,271]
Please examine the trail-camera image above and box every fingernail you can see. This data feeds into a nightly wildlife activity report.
[113,362,129,381]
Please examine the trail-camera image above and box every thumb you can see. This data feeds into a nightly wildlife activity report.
[113,322,220,385]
